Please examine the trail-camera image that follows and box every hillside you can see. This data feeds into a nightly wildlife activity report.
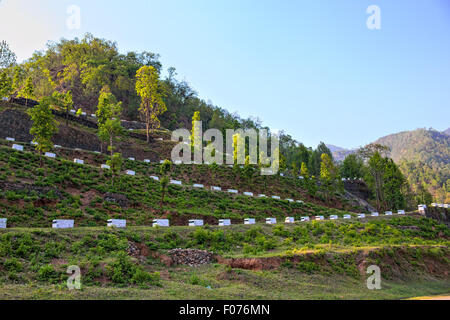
[444,128,450,136]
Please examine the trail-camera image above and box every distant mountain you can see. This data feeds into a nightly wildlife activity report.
[326,144,356,162]
[444,128,450,136]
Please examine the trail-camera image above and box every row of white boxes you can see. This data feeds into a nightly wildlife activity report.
[0,210,408,229]
[431,203,449,208]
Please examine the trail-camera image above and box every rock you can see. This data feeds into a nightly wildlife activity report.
[104,193,129,208]
[168,249,215,267]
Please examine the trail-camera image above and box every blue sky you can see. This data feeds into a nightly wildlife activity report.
[1,0,449,148]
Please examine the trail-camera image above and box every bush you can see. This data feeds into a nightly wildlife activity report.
[296,261,320,274]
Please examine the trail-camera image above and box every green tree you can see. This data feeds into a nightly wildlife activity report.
[51,90,73,125]
[106,153,123,186]
[135,66,167,142]
[0,72,12,99]
[383,159,406,210]
[159,160,172,212]
[96,90,123,155]
[191,111,201,147]
[27,97,59,167]
[19,77,34,107]
[340,154,364,179]
[320,153,338,203]
[0,41,16,69]
[366,152,387,210]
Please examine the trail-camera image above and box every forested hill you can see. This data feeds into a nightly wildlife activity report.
[444,128,450,136]
[375,129,449,202]
[374,128,450,165]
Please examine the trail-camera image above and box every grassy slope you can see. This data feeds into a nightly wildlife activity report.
[0,216,448,300]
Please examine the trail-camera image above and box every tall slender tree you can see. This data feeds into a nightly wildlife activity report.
[135,66,167,142]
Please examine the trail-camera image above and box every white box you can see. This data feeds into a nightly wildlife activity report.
[101,164,110,169]
[91,114,96,118]
[6,137,15,141]
[0,218,7,229]
[371,212,379,217]
[444,204,449,209]
[385,211,393,216]
[157,138,163,141]
[343,214,351,219]
[258,194,266,198]
[330,215,338,220]
[244,218,255,225]
[272,196,281,200]
[438,203,444,208]
[74,159,84,165]
[70,109,76,114]
[266,218,277,225]
[228,189,238,194]
[174,160,182,165]
[219,219,231,226]
[81,112,87,116]
[150,176,159,181]
[153,219,169,227]
[193,184,204,188]
[31,141,38,145]
[285,217,295,224]
[296,200,304,204]
[45,152,56,158]
[211,186,222,191]
[126,170,136,176]
[52,220,74,229]
[144,159,151,163]
[357,214,366,219]
[431,203,438,207]
[301,217,310,222]
[12,144,23,151]
[128,157,135,161]
[170,180,182,185]
[160,160,165,164]
[189,219,204,227]
[107,219,126,228]
[243,192,253,197]
[398,210,405,215]
[298,176,304,180]
[286,199,294,203]
[315,216,324,221]
[54,145,62,148]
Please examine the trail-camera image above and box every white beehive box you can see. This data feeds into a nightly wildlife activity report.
[315,216,324,221]
[343,214,351,219]
[193,184,204,188]
[357,214,366,219]
[31,141,38,145]
[258,194,266,198]
[160,160,165,164]
[189,219,204,227]
[385,211,393,216]
[398,210,405,215]
[91,114,96,118]
[296,200,304,204]
[12,144,23,151]
[219,219,231,226]
[330,215,338,220]
[6,137,15,141]
[54,145,62,148]
[272,196,281,200]
[438,203,444,208]
[444,204,449,209]
[0,218,7,229]
[266,218,277,225]
[371,212,379,217]
[150,176,159,181]
[157,138,163,141]
[285,217,295,224]
[144,159,151,163]
[74,159,84,165]
[431,203,437,207]
[244,218,255,225]
[107,219,126,228]
[81,112,87,116]
[128,157,135,161]
[101,164,110,169]
[228,189,238,194]
[243,192,253,197]
[45,152,56,158]
[298,176,304,180]
[211,186,222,191]
[153,219,169,227]
[174,160,182,165]
[286,199,294,203]
[126,170,136,176]
[170,180,182,185]
[52,220,74,229]
[301,217,310,222]
[70,109,76,114]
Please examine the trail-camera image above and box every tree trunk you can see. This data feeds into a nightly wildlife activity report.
[110,136,113,157]
[146,122,150,143]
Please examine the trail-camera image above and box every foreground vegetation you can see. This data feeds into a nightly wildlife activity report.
[0,215,448,300]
